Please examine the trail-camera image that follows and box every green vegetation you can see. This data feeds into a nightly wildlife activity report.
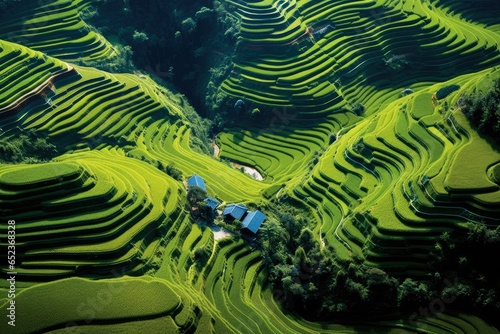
[1,0,499,333]
[0,276,233,334]
[461,78,500,143]
[428,223,500,321]
[83,0,240,116]
[187,186,207,207]
[436,84,460,100]
[0,130,58,164]
[0,161,78,185]
[0,149,186,279]
[0,0,19,10]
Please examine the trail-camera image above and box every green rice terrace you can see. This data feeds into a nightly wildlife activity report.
[1,0,500,333]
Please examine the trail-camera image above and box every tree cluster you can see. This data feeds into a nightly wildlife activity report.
[86,0,239,118]
[384,54,409,73]
[461,78,500,144]
[435,84,460,100]
[191,244,211,271]
[0,0,20,10]
[259,218,400,319]
[0,130,58,164]
[157,161,183,181]
[258,200,500,325]
[428,224,500,324]
[187,186,207,207]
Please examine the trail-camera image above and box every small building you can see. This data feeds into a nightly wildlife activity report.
[204,197,220,211]
[187,174,206,191]
[241,210,266,234]
[223,204,248,222]
[201,197,220,221]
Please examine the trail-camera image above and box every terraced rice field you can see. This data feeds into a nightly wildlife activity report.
[0,150,187,280]
[293,70,500,268]
[1,0,500,333]
[221,0,500,115]
[0,0,115,63]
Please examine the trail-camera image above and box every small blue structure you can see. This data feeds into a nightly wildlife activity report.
[241,210,266,234]
[201,197,220,220]
[204,197,220,210]
[187,174,206,191]
[223,204,248,221]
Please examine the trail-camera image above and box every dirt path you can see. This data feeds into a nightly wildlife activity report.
[212,140,220,158]
[232,162,263,181]
[211,139,262,181]
[0,63,76,115]
[209,224,233,240]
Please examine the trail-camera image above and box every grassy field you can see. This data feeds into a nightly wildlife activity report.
[0,0,499,333]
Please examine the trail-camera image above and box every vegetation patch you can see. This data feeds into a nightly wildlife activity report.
[435,84,460,100]
[0,276,181,334]
[0,161,79,186]
[461,78,500,144]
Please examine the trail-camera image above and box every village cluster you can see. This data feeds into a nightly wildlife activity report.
[186,174,266,235]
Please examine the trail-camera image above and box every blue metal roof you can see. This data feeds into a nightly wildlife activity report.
[241,210,266,234]
[187,174,206,191]
[222,204,248,220]
[204,197,220,210]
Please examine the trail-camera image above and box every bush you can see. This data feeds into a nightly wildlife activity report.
[352,103,365,116]
[165,163,183,181]
[384,54,409,73]
[435,84,460,100]
[0,0,20,10]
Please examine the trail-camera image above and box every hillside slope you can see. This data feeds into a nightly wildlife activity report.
[0,0,499,333]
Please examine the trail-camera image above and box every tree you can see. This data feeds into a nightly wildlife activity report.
[181,17,197,34]
[251,108,260,117]
[232,219,242,230]
[462,78,500,144]
[384,54,409,73]
[398,278,430,309]
[133,30,149,42]
[195,7,213,21]
[187,186,207,206]
[121,45,134,69]
[259,218,288,274]
[364,268,398,312]
[0,0,20,10]
[352,103,365,116]
[293,246,308,267]
[0,131,58,164]
[297,228,316,253]
[260,218,287,248]
[191,246,211,271]
[280,213,300,248]
[165,163,183,181]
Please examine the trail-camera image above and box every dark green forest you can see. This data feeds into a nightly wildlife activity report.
[462,78,500,144]
[258,201,500,323]
[84,0,238,119]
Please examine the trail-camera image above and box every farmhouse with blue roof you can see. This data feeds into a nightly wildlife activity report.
[223,204,248,221]
[187,174,206,191]
[241,210,266,234]
[201,197,220,221]
[204,197,220,210]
